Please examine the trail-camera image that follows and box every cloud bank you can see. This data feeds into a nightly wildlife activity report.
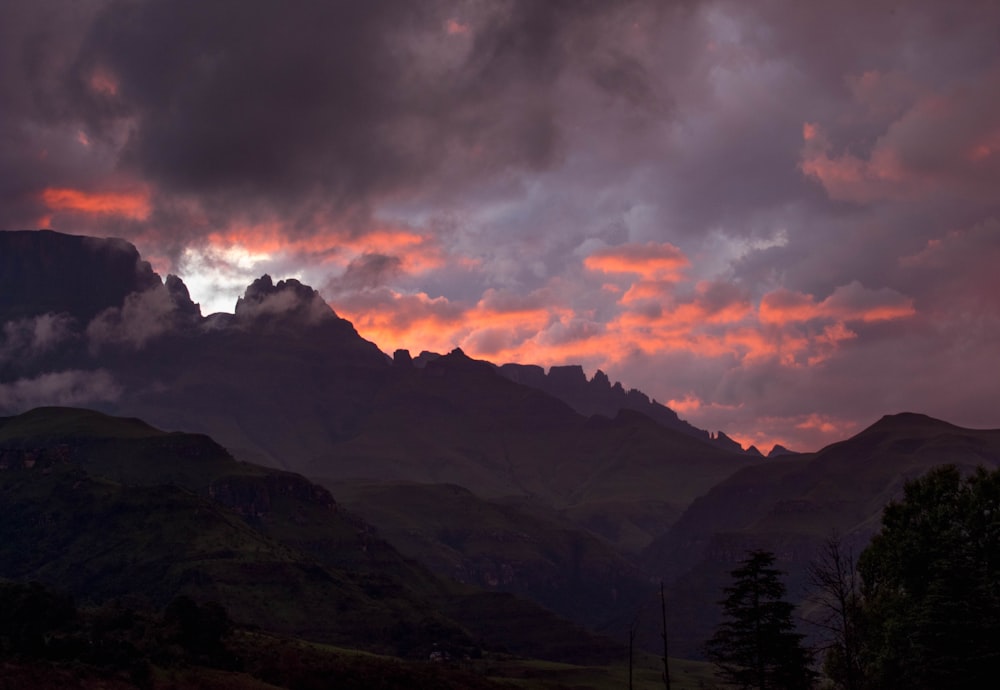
[3,0,999,449]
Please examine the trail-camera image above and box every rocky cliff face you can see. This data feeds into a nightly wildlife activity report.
[0,230,161,323]
[499,362,727,445]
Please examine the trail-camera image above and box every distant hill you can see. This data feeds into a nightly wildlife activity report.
[0,406,618,663]
[0,229,756,558]
[639,412,1000,657]
[328,479,651,630]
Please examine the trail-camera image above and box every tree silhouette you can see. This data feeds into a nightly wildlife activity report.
[705,550,815,689]
[857,464,1000,689]
[807,535,862,689]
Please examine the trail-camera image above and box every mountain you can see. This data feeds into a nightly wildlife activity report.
[639,412,1000,657]
[0,229,161,324]
[5,229,1000,670]
[497,363,722,445]
[328,478,651,630]
[0,406,618,664]
[0,229,756,556]
[304,348,755,546]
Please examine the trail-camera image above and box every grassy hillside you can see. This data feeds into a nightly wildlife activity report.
[0,406,619,664]
[641,412,1000,658]
[0,577,720,690]
[330,479,651,630]
[308,351,754,553]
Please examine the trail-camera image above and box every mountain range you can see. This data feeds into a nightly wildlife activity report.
[3,228,999,674]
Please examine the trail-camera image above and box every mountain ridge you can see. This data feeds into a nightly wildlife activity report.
[7,229,1000,665]
[0,405,620,663]
[0,228,740,450]
[0,229,756,551]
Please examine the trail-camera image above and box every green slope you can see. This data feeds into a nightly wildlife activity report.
[641,412,1000,658]
[0,406,618,663]
[307,351,754,553]
[329,479,651,630]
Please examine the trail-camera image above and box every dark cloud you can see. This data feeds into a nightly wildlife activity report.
[3,0,999,449]
[327,253,404,293]
[43,0,660,233]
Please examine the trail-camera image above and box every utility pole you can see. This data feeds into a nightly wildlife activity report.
[628,611,639,690]
[661,581,671,690]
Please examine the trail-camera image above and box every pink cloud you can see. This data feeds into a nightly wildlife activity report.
[760,282,914,325]
[584,242,689,280]
[41,187,151,220]
[801,68,1000,204]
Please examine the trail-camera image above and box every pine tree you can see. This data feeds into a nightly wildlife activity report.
[705,550,815,690]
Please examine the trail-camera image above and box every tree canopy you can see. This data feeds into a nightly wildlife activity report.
[856,464,1000,689]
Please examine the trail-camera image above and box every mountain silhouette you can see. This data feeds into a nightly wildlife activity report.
[0,230,754,550]
[0,405,618,663]
[6,229,998,665]
[639,412,1000,656]
[0,229,763,637]
[0,230,161,324]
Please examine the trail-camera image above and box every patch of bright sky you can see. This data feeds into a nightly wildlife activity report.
[178,244,286,315]
[694,227,789,282]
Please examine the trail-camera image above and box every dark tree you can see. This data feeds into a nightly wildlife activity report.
[807,535,862,690]
[163,596,232,662]
[0,581,76,657]
[705,550,815,690]
[857,465,1000,689]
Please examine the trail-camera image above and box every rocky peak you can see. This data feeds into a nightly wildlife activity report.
[548,365,589,391]
[234,274,336,325]
[712,431,744,453]
[425,347,497,377]
[164,274,202,321]
[591,369,611,391]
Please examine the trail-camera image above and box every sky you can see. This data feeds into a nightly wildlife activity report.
[2,0,999,451]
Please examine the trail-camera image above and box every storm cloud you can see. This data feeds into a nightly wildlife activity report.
[2,0,999,449]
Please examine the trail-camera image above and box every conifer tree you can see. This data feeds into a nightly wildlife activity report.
[705,550,815,690]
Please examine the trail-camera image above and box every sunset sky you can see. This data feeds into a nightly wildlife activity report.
[3,0,999,451]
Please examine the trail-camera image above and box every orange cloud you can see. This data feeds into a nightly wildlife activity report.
[578,278,913,369]
[802,69,1000,204]
[337,290,466,355]
[41,187,151,219]
[966,127,1000,163]
[88,68,119,97]
[584,242,689,280]
[794,413,857,436]
[445,18,470,35]
[335,284,629,370]
[200,223,445,275]
[667,394,702,414]
[760,283,914,325]
[759,289,820,324]
[800,142,909,203]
